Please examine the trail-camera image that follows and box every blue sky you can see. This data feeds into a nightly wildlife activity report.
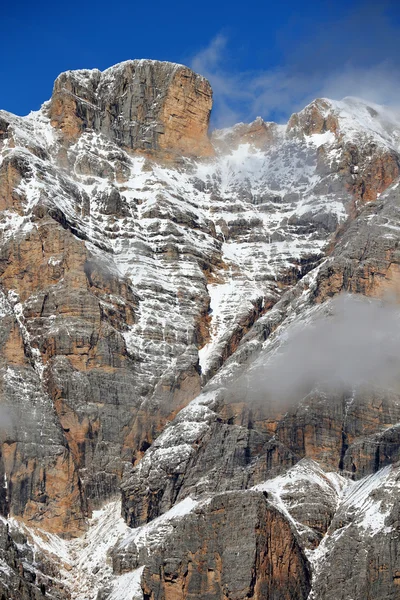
[2,0,400,127]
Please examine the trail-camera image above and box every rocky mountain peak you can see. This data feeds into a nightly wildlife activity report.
[212,117,283,151]
[48,59,214,157]
[2,57,400,599]
[287,98,340,138]
[287,96,400,150]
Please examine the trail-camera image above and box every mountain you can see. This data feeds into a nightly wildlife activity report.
[0,59,400,599]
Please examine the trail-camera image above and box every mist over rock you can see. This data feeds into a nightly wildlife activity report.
[244,294,400,406]
[1,58,400,599]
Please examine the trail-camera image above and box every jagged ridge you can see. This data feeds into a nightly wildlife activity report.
[0,59,400,599]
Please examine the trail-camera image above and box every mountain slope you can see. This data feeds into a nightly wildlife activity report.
[1,59,400,599]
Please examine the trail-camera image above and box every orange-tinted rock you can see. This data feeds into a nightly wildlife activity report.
[287,99,339,137]
[49,60,213,157]
[212,117,280,151]
[15,450,84,537]
[116,492,311,600]
[0,153,29,214]
[350,151,400,203]
[159,67,213,157]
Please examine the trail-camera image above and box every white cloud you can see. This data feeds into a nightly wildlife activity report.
[190,35,252,127]
[190,35,400,128]
[320,62,400,108]
[242,294,400,407]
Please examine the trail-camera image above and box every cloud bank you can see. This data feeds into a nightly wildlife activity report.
[242,294,400,407]
[190,3,400,127]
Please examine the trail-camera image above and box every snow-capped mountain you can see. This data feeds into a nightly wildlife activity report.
[1,59,400,599]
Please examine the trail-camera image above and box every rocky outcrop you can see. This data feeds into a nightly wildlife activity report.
[212,117,281,151]
[341,144,400,203]
[0,153,30,214]
[114,492,311,600]
[0,203,141,526]
[309,464,400,600]
[313,182,400,302]
[0,517,68,599]
[0,289,85,535]
[49,60,213,157]
[287,99,339,137]
[288,97,400,204]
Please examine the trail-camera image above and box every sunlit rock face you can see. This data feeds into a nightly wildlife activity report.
[1,59,400,599]
[49,60,214,157]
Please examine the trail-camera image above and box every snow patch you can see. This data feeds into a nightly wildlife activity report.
[107,567,144,600]
[341,466,394,536]
[306,131,336,148]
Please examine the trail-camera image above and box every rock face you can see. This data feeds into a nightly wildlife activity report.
[2,60,400,599]
[49,60,213,157]
[0,515,68,599]
[309,464,400,600]
[136,492,312,600]
[313,185,400,302]
[288,97,400,204]
[212,117,281,151]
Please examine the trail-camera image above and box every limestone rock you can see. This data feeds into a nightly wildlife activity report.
[212,117,281,151]
[287,98,339,137]
[2,59,400,599]
[114,492,311,600]
[0,517,69,599]
[309,464,400,600]
[49,60,213,157]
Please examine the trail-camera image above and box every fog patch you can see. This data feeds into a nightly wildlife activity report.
[0,405,14,441]
[243,294,400,406]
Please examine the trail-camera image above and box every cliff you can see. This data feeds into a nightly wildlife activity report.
[0,61,400,599]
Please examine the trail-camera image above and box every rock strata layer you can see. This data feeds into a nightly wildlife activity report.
[1,61,400,599]
[49,60,213,157]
